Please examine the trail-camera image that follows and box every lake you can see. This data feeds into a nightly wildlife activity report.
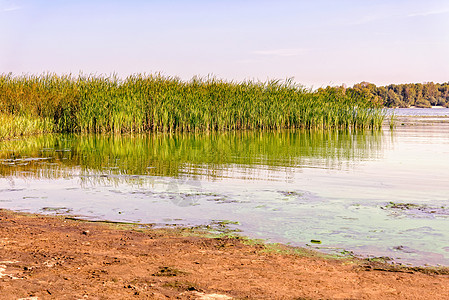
[1,108,449,266]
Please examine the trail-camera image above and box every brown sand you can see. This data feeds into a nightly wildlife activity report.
[0,209,448,299]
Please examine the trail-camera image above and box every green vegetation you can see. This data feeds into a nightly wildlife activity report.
[326,81,449,108]
[162,280,199,292]
[384,202,420,210]
[0,74,385,139]
[152,266,187,277]
[382,202,448,216]
[0,113,54,139]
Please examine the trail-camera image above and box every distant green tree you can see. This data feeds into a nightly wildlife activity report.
[437,97,446,106]
[439,84,449,105]
[386,89,405,107]
[414,96,431,108]
[329,81,449,108]
[402,84,416,106]
[423,82,438,98]
[350,82,383,107]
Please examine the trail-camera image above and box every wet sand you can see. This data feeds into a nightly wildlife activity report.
[1,209,448,299]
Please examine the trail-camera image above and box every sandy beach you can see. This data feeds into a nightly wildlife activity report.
[0,209,448,299]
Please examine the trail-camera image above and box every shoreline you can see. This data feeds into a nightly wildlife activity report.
[1,209,448,299]
[36,211,449,269]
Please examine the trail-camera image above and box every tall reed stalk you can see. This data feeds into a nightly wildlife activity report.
[0,73,385,138]
[0,113,54,139]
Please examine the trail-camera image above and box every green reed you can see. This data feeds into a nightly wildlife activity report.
[0,74,385,138]
[0,113,54,139]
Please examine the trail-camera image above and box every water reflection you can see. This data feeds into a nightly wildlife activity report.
[1,128,449,266]
[0,130,385,181]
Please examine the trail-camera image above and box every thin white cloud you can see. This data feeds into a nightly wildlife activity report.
[0,0,22,12]
[1,6,21,12]
[253,48,308,57]
[346,8,449,26]
[408,9,449,17]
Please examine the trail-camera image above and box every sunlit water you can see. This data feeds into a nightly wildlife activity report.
[1,113,449,266]
[387,107,449,116]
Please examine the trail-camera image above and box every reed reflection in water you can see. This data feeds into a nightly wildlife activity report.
[0,130,384,183]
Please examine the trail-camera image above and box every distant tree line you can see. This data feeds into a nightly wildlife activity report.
[318,82,449,108]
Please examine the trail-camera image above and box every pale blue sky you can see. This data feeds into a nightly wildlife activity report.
[1,0,448,88]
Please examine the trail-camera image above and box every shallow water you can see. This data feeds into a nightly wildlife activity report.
[1,122,449,266]
[387,107,449,116]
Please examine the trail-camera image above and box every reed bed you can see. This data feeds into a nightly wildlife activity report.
[0,113,54,139]
[0,74,385,138]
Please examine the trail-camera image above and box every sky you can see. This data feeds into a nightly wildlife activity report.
[1,0,449,88]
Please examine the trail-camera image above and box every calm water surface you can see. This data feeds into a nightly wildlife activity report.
[1,118,449,266]
[388,107,449,116]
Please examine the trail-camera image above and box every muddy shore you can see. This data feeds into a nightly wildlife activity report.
[0,209,448,299]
